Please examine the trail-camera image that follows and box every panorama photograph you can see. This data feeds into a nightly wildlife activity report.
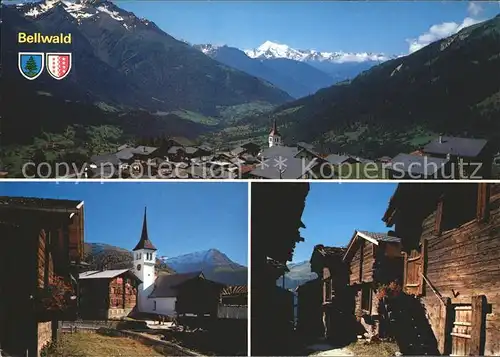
[0,182,248,357]
[1,1,499,179]
[251,182,500,356]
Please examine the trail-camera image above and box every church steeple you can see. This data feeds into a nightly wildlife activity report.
[133,207,157,251]
[269,119,279,136]
[268,119,282,147]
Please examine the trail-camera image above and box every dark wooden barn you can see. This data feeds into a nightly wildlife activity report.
[309,244,354,344]
[220,285,247,306]
[148,271,224,320]
[251,182,310,356]
[0,196,84,357]
[78,269,140,320]
[343,230,404,318]
[382,182,500,356]
[295,278,323,341]
[174,273,225,318]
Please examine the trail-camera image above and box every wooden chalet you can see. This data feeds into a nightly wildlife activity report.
[78,269,140,320]
[295,278,323,341]
[387,153,452,179]
[309,245,353,344]
[251,183,309,355]
[148,271,224,319]
[174,273,225,318]
[239,142,261,157]
[131,146,161,162]
[167,146,187,162]
[218,285,248,320]
[0,196,84,357]
[220,285,247,306]
[422,136,493,178]
[343,230,403,318]
[382,183,500,356]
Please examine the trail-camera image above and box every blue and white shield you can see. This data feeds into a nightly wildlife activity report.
[18,52,44,80]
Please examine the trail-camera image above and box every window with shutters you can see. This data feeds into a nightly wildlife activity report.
[403,239,427,296]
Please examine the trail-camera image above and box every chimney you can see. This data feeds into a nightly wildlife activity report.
[143,146,147,152]
[439,135,443,144]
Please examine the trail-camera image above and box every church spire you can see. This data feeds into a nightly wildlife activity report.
[269,119,279,136]
[268,119,282,147]
[133,207,157,251]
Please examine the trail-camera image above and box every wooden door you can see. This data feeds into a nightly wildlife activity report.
[449,296,486,356]
[450,305,472,356]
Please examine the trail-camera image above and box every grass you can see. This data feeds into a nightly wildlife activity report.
[347,340,400,356]
[45,332,165,357]
[171,109,219,125]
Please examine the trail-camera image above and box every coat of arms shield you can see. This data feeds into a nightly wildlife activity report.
[18,52,44,80]
[46,53,72,80]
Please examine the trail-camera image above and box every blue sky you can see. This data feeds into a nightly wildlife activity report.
[292,182,397,263]
[0,182,249,265]
[117,1,500,54]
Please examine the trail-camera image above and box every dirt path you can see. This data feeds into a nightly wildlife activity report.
[307,343,354,356]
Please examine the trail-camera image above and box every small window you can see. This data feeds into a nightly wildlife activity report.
[153,300,157,311]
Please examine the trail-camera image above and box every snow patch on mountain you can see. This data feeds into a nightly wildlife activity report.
[20,0,141,24]
[245,40,390,64]
[96,4,123,21]
[197,44,225,56]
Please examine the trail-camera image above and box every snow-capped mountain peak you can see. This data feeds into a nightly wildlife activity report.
[245,40,306,61]
[196,43,226,56]
[18,0,153,29]
[245,40,390,64]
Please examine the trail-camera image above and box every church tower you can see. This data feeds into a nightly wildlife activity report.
[132,207,157,291]
[268,119,282,148]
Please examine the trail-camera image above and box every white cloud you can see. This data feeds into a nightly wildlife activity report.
[407,17,483,53]
[467,2,483,17]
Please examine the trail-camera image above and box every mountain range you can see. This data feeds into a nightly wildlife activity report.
[83,243,247,286]
[1,0,291,155]
[4,0,291,113]
[196,41,387,98]
[276,261,318,291]
[223,15,500,158]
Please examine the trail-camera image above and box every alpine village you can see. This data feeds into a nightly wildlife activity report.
[251,182,500,356]
[12,122,500,180]
[0,198,248,357]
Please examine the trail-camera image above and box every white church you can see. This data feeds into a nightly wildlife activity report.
[131,208,202,317]
[268,119,282,148]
